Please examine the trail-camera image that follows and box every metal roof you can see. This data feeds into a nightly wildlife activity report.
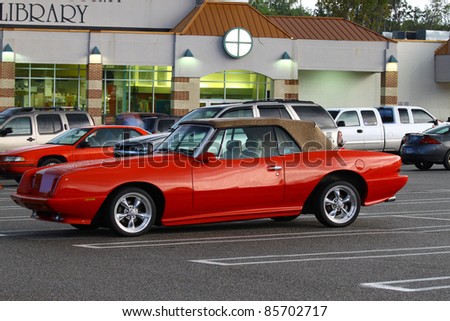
[436,41,450,55]
[172,2,291,38]
[269,16,393,42]
[173,2,392,43]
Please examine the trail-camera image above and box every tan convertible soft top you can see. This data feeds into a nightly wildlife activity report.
[180,118,335,151]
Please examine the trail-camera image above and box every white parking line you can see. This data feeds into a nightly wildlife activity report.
[361,276,450,292]
[73,224,450,249]
[0,216,32,222]
[190,245,450,266]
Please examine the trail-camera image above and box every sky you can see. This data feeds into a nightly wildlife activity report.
[299,0,433,11]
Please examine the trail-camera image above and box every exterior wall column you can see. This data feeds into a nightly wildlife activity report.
[87,62,103,124]
[380,69,398,105]
[273,79,299,100]
[171,77,200,116]
[0,61,15,111]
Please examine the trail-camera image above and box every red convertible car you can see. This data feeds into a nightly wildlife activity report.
[11,118,408,236]
[0,125,149,182]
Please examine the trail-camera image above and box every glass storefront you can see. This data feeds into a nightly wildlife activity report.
[15,64,87,109]
[13,65,272,116]
[200,70,272,103]
[103,65,172,117]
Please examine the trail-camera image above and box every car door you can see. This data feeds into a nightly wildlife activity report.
[72,128,142,161]
[192,126,284,214]
[336,110,365,150]
[0,116,36,151]
[360,110,384,150]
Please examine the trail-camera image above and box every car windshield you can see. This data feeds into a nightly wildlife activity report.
[170,107,224,130]
[46,128,91,145]
[155,124,212,156]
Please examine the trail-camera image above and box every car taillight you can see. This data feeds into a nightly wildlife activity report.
[419,135,440,145]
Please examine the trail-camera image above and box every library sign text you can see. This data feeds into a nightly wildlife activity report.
[0,3,88,24]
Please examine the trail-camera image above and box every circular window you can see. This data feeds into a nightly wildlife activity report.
[223,28,253,59]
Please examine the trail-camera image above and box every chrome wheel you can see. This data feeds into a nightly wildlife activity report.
[315,181,360,227]
[109,188,155,236]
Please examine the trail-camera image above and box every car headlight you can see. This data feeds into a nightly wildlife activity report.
[2,156,26,162]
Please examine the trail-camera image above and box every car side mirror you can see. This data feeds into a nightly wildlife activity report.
[195,151,216,164]
[337,120,346,127]
[0,127,13,137]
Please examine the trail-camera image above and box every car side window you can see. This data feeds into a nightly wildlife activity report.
[210,126,280,159]
[37,114,63,134]
[157,119,176,132]
[412,109,434,123]
[66,113,91,127]
[3,117,32,135]
[258,106,291,119]
[120,129,143,141]
[398,108,410,124]
[378,108,394,123]
[337,111,360,127]
[86,128,122,147]
[361,110,378,126]
[220,108,253,118]
[274,126,301,155]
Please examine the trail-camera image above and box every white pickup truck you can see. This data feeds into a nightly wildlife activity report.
[327,106,439,152]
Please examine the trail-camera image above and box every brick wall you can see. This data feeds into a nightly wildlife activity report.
[381,71,398,105]
[0,62,15,110]
[171,77,199,116]
[87,63,103,123]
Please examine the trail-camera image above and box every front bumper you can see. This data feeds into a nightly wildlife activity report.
[11,192,105,225]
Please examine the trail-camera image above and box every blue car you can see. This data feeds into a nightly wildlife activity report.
[400,124,450,170]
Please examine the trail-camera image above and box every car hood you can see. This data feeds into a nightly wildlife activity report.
[0,144,68,156]
[121,132,170,144]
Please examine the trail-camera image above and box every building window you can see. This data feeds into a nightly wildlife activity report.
[103,65,172,117]
[15,64,86,109]
[200,70,272,102]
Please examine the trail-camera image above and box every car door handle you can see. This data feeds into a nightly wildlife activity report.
[267,165,282,171]
[27,137,35,142]
[357,129,363,133]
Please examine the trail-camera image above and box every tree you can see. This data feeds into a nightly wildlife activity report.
[315,0,392,33]
[251,0,312,16]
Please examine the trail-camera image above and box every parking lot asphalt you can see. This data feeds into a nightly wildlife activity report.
[1,164,450,301]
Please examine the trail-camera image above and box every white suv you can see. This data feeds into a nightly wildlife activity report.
[0,108,95,152]
[115,100,342,157]
[175,100,342,147]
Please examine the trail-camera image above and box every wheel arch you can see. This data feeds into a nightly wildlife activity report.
[93,182,166,226]
[301,170,367,214]
[37,155,67,166]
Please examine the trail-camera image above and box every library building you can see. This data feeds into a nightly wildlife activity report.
[1,0,450,124]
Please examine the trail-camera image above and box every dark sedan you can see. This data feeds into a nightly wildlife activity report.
[114,132,168,157]
[400,124,450,170]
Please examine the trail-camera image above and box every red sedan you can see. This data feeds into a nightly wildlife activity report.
[11,118,408,236]
[0,125,149,182]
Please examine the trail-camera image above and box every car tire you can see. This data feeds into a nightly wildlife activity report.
[414,161,433,170]
[39,158,63,167]
[444,151,450,170]
[107,187,156,236]
[314,181,360,227]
